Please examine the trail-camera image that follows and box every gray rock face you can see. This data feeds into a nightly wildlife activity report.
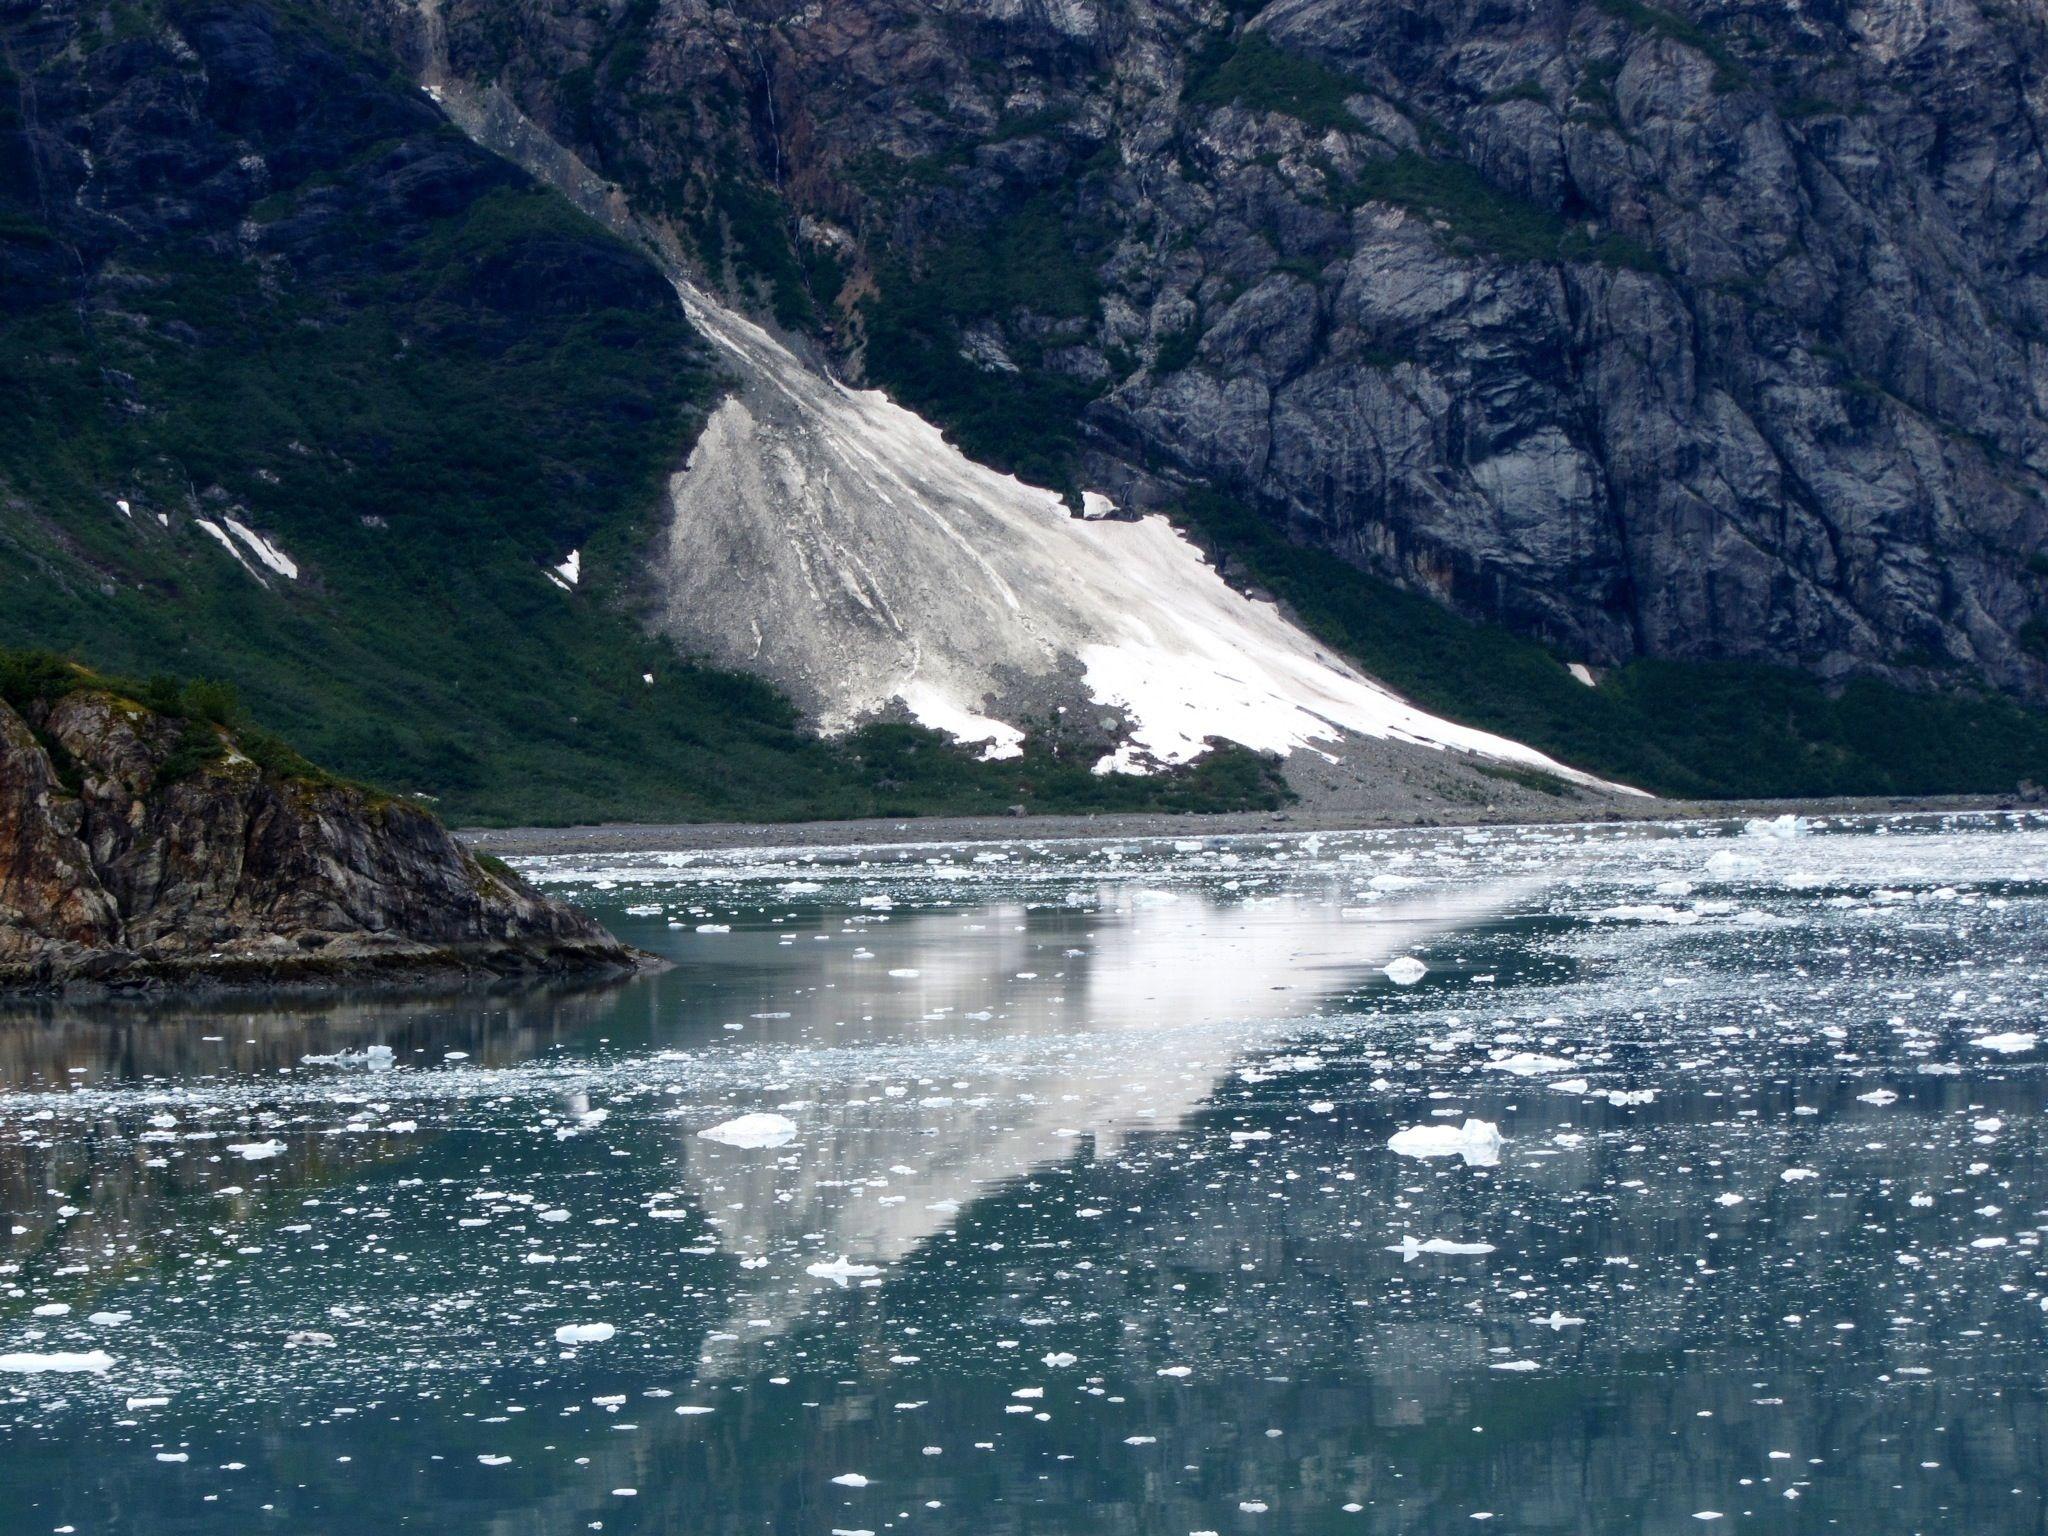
[387,0,2048,699]
[0,689,634,992]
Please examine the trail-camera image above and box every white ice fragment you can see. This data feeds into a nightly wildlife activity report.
[1744,814,1806,840]
[300,1045,394,1071]
[0,1351,114,1374]
[1387,1119,1502,1167]
[1971,1032,2037,1054]
[700,1113,799,1149]
[553,1323,616,1345]
[227,1140,287,1161]
[831,1473,871,1487]
[1386,1235,1496,1260]
[807,1257,882,1288]
[1382,956,1428,986]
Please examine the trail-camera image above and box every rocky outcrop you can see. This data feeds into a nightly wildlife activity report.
[391,0,2048,702]
[0,685,634,992]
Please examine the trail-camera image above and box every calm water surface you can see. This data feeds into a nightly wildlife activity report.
[2,814,2045,1534]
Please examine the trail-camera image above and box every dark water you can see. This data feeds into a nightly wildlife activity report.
[2,814,2044,1534]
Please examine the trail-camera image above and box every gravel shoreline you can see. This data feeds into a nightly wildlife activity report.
[458,792,2032,858]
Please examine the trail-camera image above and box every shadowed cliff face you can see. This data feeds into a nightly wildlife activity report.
[399,0,2048,699]
[0,686,631,990]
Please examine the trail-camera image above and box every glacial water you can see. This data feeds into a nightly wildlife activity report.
[1,813,2044,1534]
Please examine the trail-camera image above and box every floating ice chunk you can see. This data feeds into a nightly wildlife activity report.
[1744,814,1806,840]
[550,549,581,588]
[1857,1089,1899,1105]
[1385,1235,1496,1260]
[808,1257,882,1288]
[1387,1119,1502,1167]
[1382,957,1428,986]
[478,1454,512,1466]
[0,1351,114,1374]
[1591,904,1700,925]
[695,923,731,933]
[1971,1032,2036,1054]
[554,1323,616,1345]
[675,1405,715,1415]
[831,1473,871,1487]
[1487,1052,1574,1076]
[1780,1168,1817,1182]
[700,1113,799,1148]
[32,1303,70,1317]
[1489,1359,1540,1372]
[88,1311,131,1327]
[227,1140,287,1161]
[301,1045,394,1071]
[888,968,921,978]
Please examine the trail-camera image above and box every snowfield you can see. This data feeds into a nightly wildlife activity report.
[656,287,1637,790]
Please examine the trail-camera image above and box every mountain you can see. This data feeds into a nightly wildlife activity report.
[0,651,632,989]
[4,0,2046,820]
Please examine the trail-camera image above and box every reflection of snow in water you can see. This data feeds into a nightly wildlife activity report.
[678,882,1519,1365]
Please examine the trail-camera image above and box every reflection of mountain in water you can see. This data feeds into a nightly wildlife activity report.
[0,975,634,1295]
[681,882,1519,1367]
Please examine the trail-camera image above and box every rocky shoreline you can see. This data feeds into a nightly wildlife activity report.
[1,671,640,996]
[461,792,2037,859]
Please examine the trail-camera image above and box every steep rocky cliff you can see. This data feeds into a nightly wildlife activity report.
[0,665,634,991]
[404,0,2048,699]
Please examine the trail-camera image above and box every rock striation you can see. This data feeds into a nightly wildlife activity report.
[0,682,633,992]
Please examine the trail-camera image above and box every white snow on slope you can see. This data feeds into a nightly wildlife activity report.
[223,517,298,579]
[194,518,260,580]
[655,291,1635,790]
[413,64,1636,793]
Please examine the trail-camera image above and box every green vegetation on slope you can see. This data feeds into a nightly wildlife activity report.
[863,195,1113,499]
[1181,491,2048,798]
[1185,32,1362,131]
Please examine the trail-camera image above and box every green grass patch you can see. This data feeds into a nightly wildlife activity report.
[1185,31,1362,132]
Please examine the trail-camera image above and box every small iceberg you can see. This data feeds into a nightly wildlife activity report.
[1387,1118,1503,1167]
[699,1113,799,1148]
